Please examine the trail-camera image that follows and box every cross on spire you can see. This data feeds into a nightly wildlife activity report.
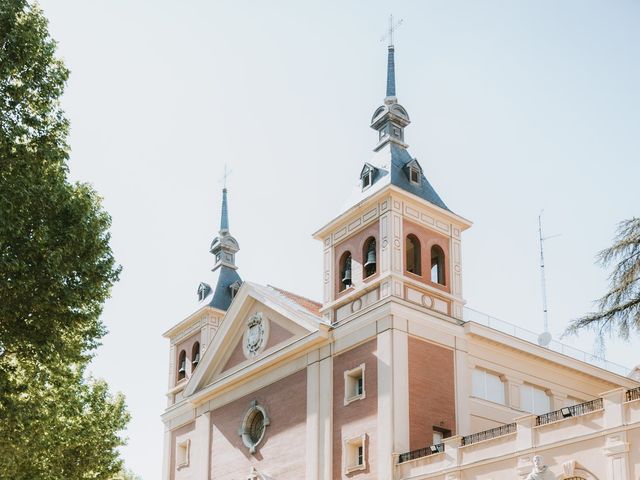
[220,163,232,189]
[380,14,403,47]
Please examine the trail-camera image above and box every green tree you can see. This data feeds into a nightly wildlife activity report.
[567,218,640,339]
[0,1,129,478]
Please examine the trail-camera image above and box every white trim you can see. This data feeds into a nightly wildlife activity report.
[343,363,366,405]
[343,433,367,474]
[175,438,190,469]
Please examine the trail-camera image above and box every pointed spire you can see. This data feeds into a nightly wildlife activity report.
[386,45,396,100]
[220,188,229,233]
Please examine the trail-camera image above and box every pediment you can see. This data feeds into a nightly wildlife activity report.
[183,282,326,398]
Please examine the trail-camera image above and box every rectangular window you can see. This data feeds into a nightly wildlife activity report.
[344,435,366,473]
[344,364,366,405]
[176,439,190,469]
[432,427,450,445]
[471,368,505,405]
[520,383,550,415]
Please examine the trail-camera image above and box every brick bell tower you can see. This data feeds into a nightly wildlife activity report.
[313,32,472,325]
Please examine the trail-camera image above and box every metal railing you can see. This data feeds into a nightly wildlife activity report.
[463,308,630,377]
[626,386,640,402]
[461,422,516,446]
[536,398,603,426]
[397,443,444,463]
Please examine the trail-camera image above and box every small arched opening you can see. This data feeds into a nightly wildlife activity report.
[177,350,187,381]
[430,245,446,285]
[405,235,421,275]
[362,237,377,279]
[339,252,352,291]
[192,342,200,370]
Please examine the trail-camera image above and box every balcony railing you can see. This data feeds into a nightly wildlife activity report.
[463,307,630,377]
[461,422,516,446]
[536,398,603,426]
[626,386,640,402]
[397,443,444,463]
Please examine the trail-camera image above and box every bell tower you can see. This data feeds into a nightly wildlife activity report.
[313,35,471,324]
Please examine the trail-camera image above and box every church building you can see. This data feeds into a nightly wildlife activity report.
[161,38,640,480]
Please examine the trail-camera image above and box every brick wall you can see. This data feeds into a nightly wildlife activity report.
[210,368,307,480]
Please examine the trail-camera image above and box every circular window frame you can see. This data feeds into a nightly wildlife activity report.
[239,401,270,453]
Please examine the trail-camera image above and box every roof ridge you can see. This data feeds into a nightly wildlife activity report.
[267,285,322,314]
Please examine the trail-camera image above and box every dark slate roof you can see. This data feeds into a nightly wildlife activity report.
[388,143,448,211]
[341,142,448,213]
[199,265,242,311]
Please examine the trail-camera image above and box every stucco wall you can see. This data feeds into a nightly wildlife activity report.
[169,421,195,480]
[209,368,307,480]
[333,338,378,480]
[408,336,456,450]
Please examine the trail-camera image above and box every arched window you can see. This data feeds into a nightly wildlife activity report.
[339,252,352,291]
[177,350,187,380]
[192,342,200,370]
[430,245,445,285]
[405,235,421,275]
[363,237,377,278]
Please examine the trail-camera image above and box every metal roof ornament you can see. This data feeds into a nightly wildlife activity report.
[202,183,243,311]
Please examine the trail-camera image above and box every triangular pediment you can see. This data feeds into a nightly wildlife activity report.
[183,282,327,398]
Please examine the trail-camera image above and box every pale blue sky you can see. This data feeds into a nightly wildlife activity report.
[39,1,639,478]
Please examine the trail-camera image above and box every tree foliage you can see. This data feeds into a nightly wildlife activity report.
[567,218,640,339]
[0,1,130,478]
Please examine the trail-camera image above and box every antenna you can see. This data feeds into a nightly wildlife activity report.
[537,210,561,347]
[380,14,404,46]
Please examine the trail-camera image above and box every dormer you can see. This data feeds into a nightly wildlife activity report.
[405,158,422,186]
[197,282,211,302]
[360,163,378,191]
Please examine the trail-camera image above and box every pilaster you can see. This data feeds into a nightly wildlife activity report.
[162,426,172,480]
[515,413,537,451]
[377,327,394,479]
[192,411,211,479]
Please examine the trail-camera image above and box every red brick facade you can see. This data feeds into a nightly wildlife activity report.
[210,369,307,480]
[332,339,378,480]
[408,335,456,450]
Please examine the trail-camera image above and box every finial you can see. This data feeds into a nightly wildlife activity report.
[380,15,403,102]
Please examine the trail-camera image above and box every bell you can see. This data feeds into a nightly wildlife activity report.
[178,364,186,374]
[342,267,352,287]
[364,244,376,268]
[192,352,200,365]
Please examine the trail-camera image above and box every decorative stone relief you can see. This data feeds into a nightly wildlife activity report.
[524,455,555,480]
[242,312,269,359]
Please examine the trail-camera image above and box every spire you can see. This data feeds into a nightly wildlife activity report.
[204,186,242,311]
[371,16,410,152]
[220,188,229,233]
[386,45,396,100]
[210,187,240,272]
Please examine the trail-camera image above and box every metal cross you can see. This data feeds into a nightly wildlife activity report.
[220,163,232,189]
[380,14,404,46]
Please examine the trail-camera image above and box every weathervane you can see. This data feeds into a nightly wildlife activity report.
[380,14,404,47]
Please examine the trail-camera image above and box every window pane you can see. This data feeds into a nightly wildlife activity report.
[520,384,533,413]
[472,369,485,398]
[486,372,505,405]
[533,387,550,415]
